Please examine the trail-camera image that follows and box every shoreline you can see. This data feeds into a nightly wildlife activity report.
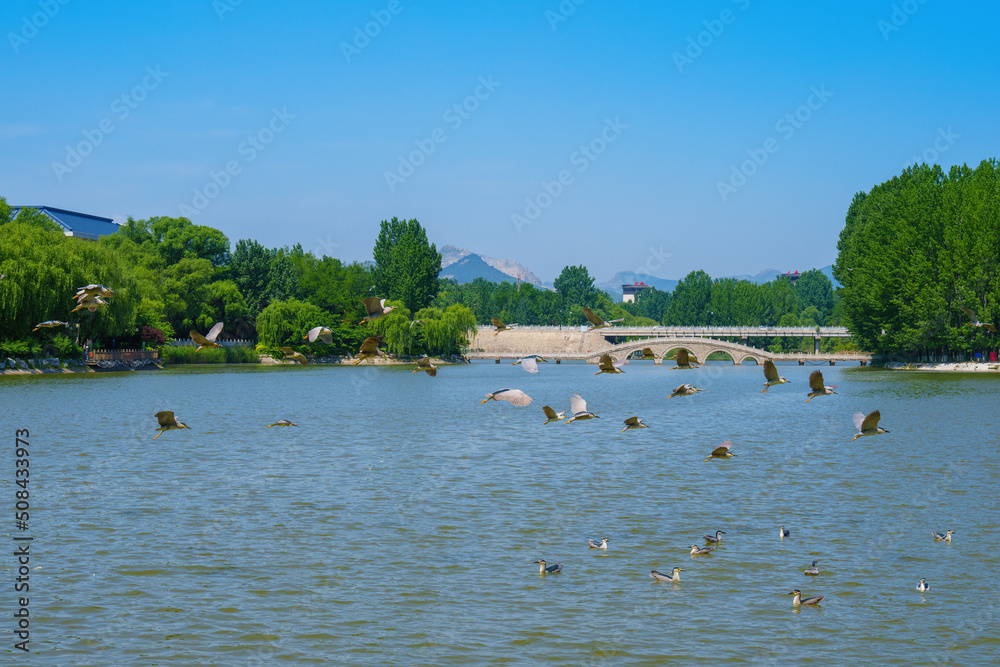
[884,361,1000,372]
[0,354,469,375]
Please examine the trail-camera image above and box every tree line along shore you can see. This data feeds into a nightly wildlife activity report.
[1,158,997,366]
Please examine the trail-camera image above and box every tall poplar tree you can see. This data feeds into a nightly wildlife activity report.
[372,217,441,313]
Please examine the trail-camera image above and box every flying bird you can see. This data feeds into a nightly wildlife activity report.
[761,359,790,393]
[789,589,824,606]
[266,420,299,427]
[279,347,309,365]
[32,320,67,332]
[513,355,546,374]
[621,416,649,433]
[703,440,735,462]
[541,406,566,424]
[70,295,108,313]
[669,383,703,398]
[481,388,532,407]
[595,354,627,375]
[190,322,224,351]
[359,297,394,324]
[491,318,516,335]
[960,306,997,332]
[805,370,838,403]
[670,348,698,369]
[153,411,190,439]
[851,410,889,441]
[353,336,385,365]
[565,393,599,423]
[413,357,437,377]
[75,284,115,299]
[304,326,333,344]
[582,307,624,331]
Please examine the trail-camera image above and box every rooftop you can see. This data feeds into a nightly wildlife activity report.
[10,206,119,240]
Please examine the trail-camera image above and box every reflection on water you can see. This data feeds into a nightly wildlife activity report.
[2,362,998,664]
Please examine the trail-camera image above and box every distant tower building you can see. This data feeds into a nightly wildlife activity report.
[622,281,653,303]
[778,270,801,285]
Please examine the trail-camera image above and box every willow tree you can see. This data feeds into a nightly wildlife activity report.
[255,298,327,350]
[367,301,413,355]
[0,221,144,347]
[412,304,477,356]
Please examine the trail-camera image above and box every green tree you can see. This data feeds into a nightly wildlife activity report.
[835,159,1000,357]
[149,216,231,266]
[256,298,327,349]
[665,270,712,325]
[794,269,834,319]
[553,264,599,316]
[372,217,441,313]
[230,239,272,318]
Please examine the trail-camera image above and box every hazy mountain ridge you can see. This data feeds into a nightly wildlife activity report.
[438,243,837,296]
[440,245,543,285]
[440,253,516,284]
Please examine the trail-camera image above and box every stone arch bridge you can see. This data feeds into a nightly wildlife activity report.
[591,338,771,365]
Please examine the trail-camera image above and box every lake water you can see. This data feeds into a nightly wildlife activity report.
[1,361,998,665]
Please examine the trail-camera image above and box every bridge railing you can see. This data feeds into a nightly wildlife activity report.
[479,325,851,336]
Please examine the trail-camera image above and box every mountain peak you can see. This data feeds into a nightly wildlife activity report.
[440,245,542,285]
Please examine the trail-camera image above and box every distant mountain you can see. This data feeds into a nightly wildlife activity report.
[719,268,784,284]
[595,265,839,300]
[440,245,542,285]
[596,272,679,300]
[440,253,517,284]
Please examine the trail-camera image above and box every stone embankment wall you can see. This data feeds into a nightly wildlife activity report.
[468,329,613,356]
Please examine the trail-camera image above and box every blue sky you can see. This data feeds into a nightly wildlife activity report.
[3,1,998,283]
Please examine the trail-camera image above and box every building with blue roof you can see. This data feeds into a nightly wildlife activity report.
[9,206,120,240]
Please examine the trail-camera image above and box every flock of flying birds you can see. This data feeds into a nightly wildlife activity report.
[477,308,957,603]
[28,289,959,600]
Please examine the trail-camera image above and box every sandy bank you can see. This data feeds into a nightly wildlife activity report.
[885,361,1000,372]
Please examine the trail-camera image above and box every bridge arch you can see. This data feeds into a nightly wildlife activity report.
[587,338,776,365]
